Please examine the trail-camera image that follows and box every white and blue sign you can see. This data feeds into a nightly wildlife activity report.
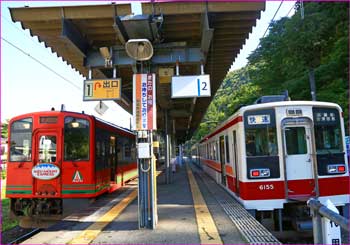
[345,136,349,157]
[32,163,60,180]
[171,75,211,98]
[247,115,271,125]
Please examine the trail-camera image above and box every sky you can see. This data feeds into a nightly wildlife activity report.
[1,1,295,128]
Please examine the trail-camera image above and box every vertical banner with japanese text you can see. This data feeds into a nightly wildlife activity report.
[133,74,157,130]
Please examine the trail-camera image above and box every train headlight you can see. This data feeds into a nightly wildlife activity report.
[327,164,346,174]
[250,168,270,178]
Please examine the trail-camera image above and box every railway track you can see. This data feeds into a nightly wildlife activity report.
[8,228,42,244]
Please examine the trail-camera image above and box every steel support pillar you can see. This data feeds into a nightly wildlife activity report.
[164,110,171,184]
[137,130,157,229]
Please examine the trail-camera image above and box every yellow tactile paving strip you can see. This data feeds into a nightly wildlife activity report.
[186,164,223,244]
[68,189,137,244]
[68,170,162,244]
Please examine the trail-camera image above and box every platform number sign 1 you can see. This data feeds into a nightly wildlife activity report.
[171,75,211,98]
[83,78,121,101]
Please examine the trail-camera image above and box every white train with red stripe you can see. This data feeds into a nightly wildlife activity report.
[193,96,349,230]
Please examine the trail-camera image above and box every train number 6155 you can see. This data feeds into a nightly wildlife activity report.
[259,184,274,190]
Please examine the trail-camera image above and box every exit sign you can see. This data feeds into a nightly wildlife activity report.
[171,75,211,98]
[83,79,121,101]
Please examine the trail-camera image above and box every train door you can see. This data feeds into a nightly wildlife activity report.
[33,129,61,197]
[233,130,239,194]
[282,118,317,200]
[219,136,227,186]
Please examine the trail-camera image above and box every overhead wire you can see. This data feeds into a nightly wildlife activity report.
[261,0,284,39]
[1,36,82,92]
[1,15,83,93]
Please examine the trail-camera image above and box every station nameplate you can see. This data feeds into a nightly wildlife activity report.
[83,78,121,101]
[171,75,211,98]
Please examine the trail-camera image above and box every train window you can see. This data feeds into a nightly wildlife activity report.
[225,135,230,163]
[313,108,343,154]
[245,128,278,156]
[64,117,89,161]
[124,143,131,158]
[285,127,307,155]
[9,118,32,162]
[314,125,342,153]
[38,135,56,162]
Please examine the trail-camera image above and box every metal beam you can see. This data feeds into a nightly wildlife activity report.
[113,16,129,45]
[61,18,90,57]
[84,47,204,67]
[200,11,214,63]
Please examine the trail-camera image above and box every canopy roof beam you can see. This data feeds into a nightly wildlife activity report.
[61,19,90,57]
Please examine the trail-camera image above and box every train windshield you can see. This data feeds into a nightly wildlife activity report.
[313,107,343,154]
[64,117,90,161]
[245,128,278,156]
[9,118,32,162]
[244,109,278,157]
[314,125,342,153]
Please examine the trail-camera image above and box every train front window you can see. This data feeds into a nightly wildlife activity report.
[9,118,32,162]
[315,125,342,153]
[313,107,343,154]
[285,127,307,155]
[245,128,278,156]
[64,117,90,161]
[38,136,57,162]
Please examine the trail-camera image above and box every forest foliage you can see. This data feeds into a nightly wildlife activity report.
[192,2,349,142]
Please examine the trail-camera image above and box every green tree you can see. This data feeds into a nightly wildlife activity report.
[1,120,9,139]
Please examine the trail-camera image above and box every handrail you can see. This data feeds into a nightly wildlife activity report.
[307,198,349,244]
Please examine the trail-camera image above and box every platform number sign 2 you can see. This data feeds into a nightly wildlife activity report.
[172,75,211,98]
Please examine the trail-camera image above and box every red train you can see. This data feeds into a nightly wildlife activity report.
[6,110,137,218]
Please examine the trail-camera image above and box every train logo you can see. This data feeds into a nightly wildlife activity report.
[72,170,83,183]
[32,163,60,180]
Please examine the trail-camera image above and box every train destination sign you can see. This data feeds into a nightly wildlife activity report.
[83,79,121,101]
[171,74,211,98]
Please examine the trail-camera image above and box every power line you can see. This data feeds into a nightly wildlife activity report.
[261,1,284,39]
[1,36,82,92]
[286,3,295,17]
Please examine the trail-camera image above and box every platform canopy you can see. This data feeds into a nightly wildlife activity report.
[10,1,265,142]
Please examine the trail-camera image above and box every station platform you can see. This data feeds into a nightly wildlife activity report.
[21,160,280,244]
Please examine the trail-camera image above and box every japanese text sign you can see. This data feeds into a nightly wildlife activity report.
[133,74,157,130]
[83,79,121,101]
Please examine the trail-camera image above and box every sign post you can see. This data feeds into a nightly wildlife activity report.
[133,73,157,229]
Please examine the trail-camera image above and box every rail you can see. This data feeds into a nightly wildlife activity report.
[307,198,349,244]
[9,228,42,244]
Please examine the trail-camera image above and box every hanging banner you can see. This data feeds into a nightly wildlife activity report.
[133,74,157,130]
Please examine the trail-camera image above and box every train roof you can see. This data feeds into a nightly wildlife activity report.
[200,100,342,143]
[9,110,135,136]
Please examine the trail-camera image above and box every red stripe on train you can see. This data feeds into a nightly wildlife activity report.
[200,116,243,143]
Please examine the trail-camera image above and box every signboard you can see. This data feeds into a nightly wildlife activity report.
[159,67,174,84]
[83,78,121,101]
[133,74,157,130]
[321,199,342,244]
[171,74,211,98]
[94,101,108,115]
[247,115,271,125]
[32,163,60,180]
